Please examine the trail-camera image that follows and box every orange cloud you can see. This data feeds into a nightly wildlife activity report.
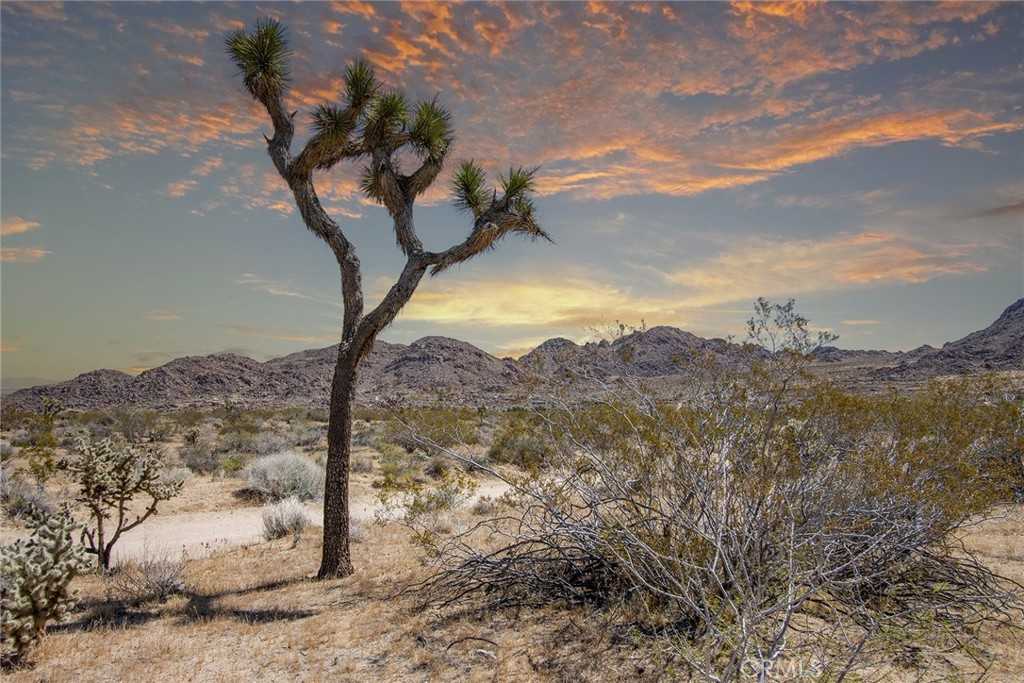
[667,231,987,306]
[717,110,1024,172]
[166,179,197,198]
[330,1,377,20]
[1,216,41,236]
[397,276,693,329]
[2,247,51,263]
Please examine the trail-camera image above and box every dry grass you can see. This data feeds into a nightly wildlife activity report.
[3,417,1022,681]
[7,517,657,682]
[4,504,1020,682]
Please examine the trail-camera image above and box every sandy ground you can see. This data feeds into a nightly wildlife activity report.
[1,478,510,563]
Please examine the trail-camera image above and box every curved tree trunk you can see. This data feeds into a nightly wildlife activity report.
[318,346,357,579]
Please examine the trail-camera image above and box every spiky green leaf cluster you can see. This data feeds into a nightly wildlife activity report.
[512,195,537,224]
[345,59,377,108]
[1,505,88,661]
[360,163,387,203]
[311,104,355,143]
[225,19,291,101]
[451,160,489,217]
[500,166,537,202]
[410,99,453,162]
[363,90,408,147]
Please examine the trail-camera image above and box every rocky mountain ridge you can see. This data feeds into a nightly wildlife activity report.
[6,299,1021,410]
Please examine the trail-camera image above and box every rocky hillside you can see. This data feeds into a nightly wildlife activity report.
[6,299,1022,410]
[871,298,1024,380]
[519,326,757,379]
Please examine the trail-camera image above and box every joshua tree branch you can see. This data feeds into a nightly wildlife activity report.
[426,212,552,275]
[251,88,365,340]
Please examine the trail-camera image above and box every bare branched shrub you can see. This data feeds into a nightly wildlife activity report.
[252,430,290,455]
[350,454,374,474]
[470,496,498,516]
[181,438,219,474]
[245,451,324,501]
[107,550,186,603]
[261,497,310,542]
[407,300,1022,680]
[349,517,367,544]
[0,466,53,520]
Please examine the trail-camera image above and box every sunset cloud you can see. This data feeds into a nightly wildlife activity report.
[1,247,51,263]
[1,216,40,236]
[8,1,1014,208]
[166,179,198,198]
[2,1,1019,382]
[717,110,1024,172]
[667,232,987,307]
[145,309,182,321]
[398,277,693,330]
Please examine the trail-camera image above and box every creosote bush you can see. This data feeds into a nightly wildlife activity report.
[384,407,481,454]
[1,506,89,664]
[245,451,325,502]
[409,300,1023,680]
[487,413,555,469]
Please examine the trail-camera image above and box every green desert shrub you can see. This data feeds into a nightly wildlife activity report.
[424,455,450,480]
[216,429,259,454]
[382,407,481,454]
[1,506,89,663]
[111,408,160,444]
[487,414,555,469]
[221,454,248,476]
[245,451,324,501]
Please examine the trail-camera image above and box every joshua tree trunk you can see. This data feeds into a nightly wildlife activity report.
[320,348,357,578]
[228,20,549,579]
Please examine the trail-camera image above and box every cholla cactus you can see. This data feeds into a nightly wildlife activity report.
[1,506,88,662]
[62,437,183,570]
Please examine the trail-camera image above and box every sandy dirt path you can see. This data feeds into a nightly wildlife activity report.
[2,478,510,563]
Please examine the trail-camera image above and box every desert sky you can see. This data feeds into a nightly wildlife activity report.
[1,1,1022,387]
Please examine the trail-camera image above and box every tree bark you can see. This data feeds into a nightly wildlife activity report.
[317,345,357,578]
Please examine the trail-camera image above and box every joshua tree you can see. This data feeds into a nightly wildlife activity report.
[226,20,550,578]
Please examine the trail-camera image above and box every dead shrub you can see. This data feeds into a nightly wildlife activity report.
[410,300,1023,680]
[107,551,186,604]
